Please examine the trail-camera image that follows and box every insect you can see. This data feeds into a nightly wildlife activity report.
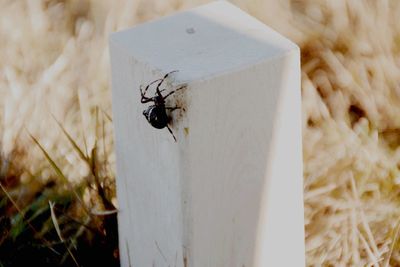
[140,70,186,141]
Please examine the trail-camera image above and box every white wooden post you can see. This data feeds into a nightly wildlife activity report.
[109,1,305,267]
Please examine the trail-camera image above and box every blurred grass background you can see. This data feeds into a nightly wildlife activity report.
[1,0,400,266]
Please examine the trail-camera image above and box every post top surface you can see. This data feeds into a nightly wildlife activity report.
[110,0,298,82]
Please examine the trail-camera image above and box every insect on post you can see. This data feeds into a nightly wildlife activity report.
[109,1,305,267]
[140,70,186,142]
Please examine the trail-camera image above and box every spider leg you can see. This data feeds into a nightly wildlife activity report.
[140,94,152,103]
[156,70,179,96]
[159,89,167,93]
[166,125,177,142]
[141,79,162,98]
[163,85,187,100]
[141,97,154,104]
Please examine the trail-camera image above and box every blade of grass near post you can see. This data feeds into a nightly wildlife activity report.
[49,201,80,267]
[52,115,88,161]
[28,132,90,218]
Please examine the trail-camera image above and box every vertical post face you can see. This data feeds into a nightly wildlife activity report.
[109,1,304,267]
[109,50,185,267]
[184,64,283,266]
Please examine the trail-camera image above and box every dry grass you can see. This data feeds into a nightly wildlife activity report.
[266,1,400,266]
[1,0,400,266]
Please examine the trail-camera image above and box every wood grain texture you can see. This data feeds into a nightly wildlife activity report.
[109,1,304,266]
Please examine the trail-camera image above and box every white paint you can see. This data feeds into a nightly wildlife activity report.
[109,1,305,267]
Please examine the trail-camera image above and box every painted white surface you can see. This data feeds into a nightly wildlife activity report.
[109,1,305,267]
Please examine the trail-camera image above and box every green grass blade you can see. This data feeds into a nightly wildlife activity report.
[0,181,60,255]
[28,132,90,218]
[28,132,69,184]
[52,115,88,162]
[49,201,80,267]
[49,201,63,242]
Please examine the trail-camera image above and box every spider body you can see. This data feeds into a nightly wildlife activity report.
[140,71,185,141]
[143,103,168,129]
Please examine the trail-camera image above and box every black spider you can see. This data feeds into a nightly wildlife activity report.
[140,70,186,141]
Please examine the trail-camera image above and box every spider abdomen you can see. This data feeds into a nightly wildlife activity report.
[143,105,169,129]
